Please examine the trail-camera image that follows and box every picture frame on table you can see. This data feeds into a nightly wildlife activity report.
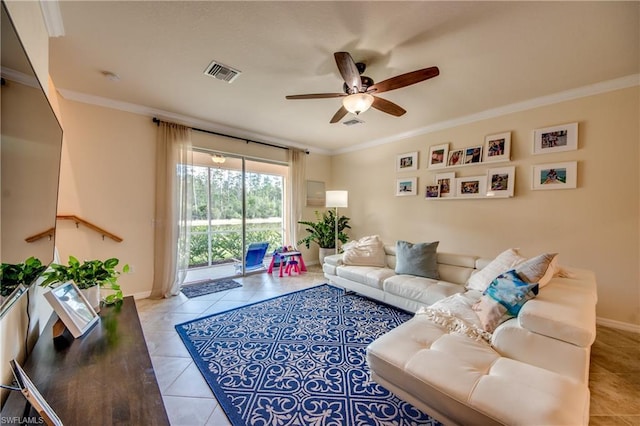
[463,145,483,164]
[533,122,578,155]
[532,161,577,190]
[396,177,417,196]
[425,185,440,199]
[486,166,515,197]
[10,360,63,426]
[447,149,464,167]
[396,151,418,172]
[456,175,487,198]
[43,281,100,338]
[435,172,456,198]
[428,143,449,169]
[483,132,511,163]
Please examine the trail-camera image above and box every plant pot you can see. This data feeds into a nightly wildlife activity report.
[81,286,101,313]
[318,248,336,264]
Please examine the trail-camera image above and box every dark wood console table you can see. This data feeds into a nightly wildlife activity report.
[1,296,169,425]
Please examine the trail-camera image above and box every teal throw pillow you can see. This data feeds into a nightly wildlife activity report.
[395,240,440,279]
[484,270,539,316]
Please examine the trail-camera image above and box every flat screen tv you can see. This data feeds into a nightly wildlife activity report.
[0,1,63,313]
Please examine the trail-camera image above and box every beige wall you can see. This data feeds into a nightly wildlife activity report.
[297,153,333,263]
[55,99,157,298]
[332,86,640,327]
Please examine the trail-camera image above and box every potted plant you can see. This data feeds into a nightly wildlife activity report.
[0,256,47,298]
[297,210,350,263]
[40,256,129,310]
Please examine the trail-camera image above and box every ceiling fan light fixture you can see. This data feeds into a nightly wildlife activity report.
[342,93,374,115]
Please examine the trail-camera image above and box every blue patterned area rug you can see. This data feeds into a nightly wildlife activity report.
[175,284,440,425]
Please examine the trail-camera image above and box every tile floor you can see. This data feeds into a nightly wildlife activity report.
[135,266,640,426]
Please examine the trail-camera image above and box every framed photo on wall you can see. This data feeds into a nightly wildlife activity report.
[396,177,417,196]
[425,185,440,199]
[532,161,577,190]
[483,132,511,163]
[306,180,326,206]
[456,175,487,198]
[486,166,515,197]
[447,149,464,167]
[463,145,483,164]
[428,144,449,169]
[533,122,578,155]
[396,151,418,172]
[435,172,456,198]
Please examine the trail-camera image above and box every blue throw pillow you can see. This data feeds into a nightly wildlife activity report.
[394,240,440,279]
[484,270,539,316]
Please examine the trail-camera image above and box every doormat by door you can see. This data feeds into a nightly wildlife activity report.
[181,279,242,298]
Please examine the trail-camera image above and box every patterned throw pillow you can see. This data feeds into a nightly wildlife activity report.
[473,296,509,332]
[484,270,539,316]
[515,253,558,287]
[394,240,440,279]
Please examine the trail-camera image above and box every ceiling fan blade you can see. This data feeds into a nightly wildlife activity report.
[371,96,406,117]
[334,52,362,93]
[330,106,348,123]
[367,66,439,94]
[286,93,346,100]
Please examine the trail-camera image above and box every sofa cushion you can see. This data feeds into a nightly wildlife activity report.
[466,248,525,292]
[342,235,386,267]
[384,275,463,306]
[395,240,440,279]
[336,265,395,290]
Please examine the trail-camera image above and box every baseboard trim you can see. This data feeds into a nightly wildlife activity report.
[596,317,640,334]
[130,290,152,300]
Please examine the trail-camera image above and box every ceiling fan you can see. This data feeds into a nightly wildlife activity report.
[286,52,439,123]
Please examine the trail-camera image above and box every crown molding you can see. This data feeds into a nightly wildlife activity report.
[56,89,327,155]
[57,73,638,157]
[334,74,640,155]
[39,0,65,37]
[1,67,39,89]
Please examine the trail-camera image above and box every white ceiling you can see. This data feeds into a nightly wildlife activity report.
[49,1,639,154]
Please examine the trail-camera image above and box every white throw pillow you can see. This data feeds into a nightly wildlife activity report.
[342,235,386,267]
[466,248,525,292]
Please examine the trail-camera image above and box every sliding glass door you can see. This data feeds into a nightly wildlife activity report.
[187,151,286,281]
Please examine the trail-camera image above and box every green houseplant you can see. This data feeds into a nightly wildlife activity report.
[0,256,47,297]
[40,256,129,307]
[297,210,350,262]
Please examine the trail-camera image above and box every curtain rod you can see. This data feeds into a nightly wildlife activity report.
[152,117,308,154]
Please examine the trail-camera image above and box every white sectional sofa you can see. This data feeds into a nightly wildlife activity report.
[323,242,597,426]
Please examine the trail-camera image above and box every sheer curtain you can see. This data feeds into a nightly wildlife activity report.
[288,149,306,247]
[151,122,193,298]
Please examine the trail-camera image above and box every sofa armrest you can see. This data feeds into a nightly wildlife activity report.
[516,269,597,348]
[323,253,343,267]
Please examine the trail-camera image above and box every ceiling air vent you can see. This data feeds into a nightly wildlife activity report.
[343,118,365,126]
[203,60,241,83]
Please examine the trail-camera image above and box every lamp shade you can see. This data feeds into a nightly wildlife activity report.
[326,190,348,208]
[342,93,374,115]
